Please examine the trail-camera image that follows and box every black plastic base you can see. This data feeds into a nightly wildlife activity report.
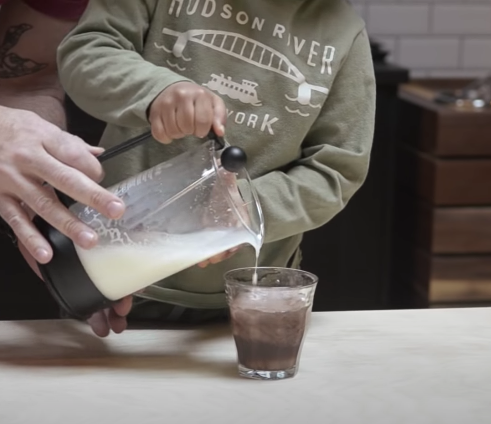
[33,215,112,321]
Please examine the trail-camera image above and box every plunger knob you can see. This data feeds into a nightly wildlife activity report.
[221,146,247,173]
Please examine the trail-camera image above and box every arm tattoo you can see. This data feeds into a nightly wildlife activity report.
[0,24,47,78]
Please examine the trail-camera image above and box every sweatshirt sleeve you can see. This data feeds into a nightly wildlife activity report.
[57,0,190,128]
[254,29,376,244]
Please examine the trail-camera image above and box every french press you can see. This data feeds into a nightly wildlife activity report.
[34,131,264,320]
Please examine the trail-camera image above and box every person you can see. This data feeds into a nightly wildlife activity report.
[57,0,376,335]
[0,0,132,331]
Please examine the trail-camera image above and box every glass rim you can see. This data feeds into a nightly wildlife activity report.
[224,267,319,289]
[211,140,265,243]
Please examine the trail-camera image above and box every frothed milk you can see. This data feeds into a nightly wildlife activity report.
[229,290,310,371]
[75,229,260,301]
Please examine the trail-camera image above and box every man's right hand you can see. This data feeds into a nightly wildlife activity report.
[0,106,126,264]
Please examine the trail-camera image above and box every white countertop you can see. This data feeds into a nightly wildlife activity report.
[0,308,490,424]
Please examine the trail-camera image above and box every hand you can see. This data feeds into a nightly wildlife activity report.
[18,239,132,338]
[148,82,227,143]
[87,296,133,338]
[0,107,126,264]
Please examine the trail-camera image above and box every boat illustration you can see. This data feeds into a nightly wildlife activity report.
[204,74,262,106]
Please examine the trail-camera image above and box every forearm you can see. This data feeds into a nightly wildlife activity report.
[253,147,370,244]
[57,0,188,128]
[58,44,187,128]
[0,88,66,129]
[254,29,376,244]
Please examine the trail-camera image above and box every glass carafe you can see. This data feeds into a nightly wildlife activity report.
[34,133,264,319]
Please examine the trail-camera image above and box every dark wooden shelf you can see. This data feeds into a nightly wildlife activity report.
[391,80,491,308]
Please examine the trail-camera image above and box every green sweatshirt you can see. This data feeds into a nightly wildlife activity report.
[57,0,375,311]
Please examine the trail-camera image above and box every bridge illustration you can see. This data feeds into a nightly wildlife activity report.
[162,28,329,107]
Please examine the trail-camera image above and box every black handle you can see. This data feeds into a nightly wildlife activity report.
[97,129,247,171]
[97,131,153,163]
[55,130,247,207]
[207,130,226,149]
[56,191,77,208]
[207,131,247,173]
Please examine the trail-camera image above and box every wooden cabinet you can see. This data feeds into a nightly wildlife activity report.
[391,81,491,308]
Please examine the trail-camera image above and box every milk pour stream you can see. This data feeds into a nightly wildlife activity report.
[252,259,259,286]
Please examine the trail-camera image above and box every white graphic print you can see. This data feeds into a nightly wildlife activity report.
[203,74,262,106]
[157,28,329,110]
[285,106,309,117]
[155,43,191,71]
[154,42,192,61]
[166,59,186,71]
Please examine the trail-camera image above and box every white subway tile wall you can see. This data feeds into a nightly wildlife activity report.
[351,0,491,78]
